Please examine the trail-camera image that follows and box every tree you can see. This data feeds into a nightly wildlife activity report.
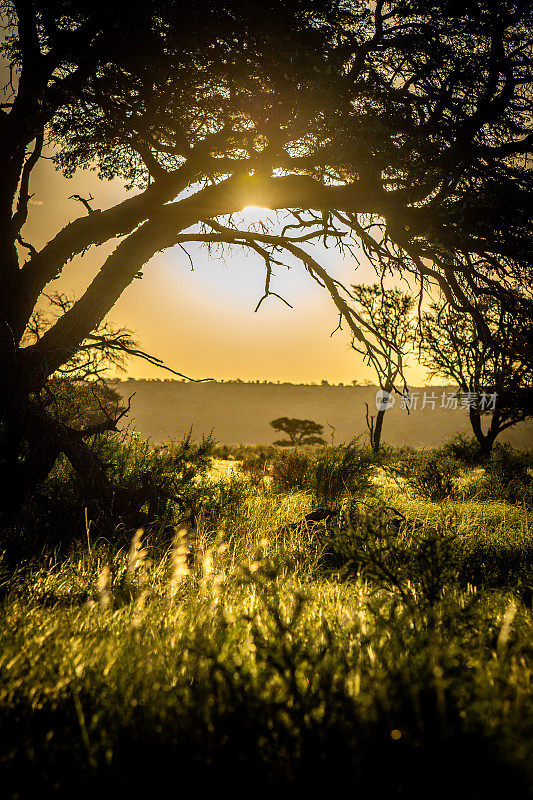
[1,1,533,507]
[350,284,414,454]
[270,417,326,446]
[418,296,533,457]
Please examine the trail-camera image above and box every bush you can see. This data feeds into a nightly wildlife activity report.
[463,444,533,505]
[10,430,216,554]
[315,501,533,599]
[317,503,461,605]
[487,443,532,484]
[437,434,483,466]
[308,441,374,508]
[271,450,312,492]
[390,451,460,501]
[269,442,374,506]
[184,473,251,532]
[240,447,276,486]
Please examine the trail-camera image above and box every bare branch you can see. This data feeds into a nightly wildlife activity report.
[68,193,98,215]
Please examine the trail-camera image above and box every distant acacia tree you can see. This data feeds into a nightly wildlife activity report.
[418,297,533,457]
[270,417,326,447]
[350,284,414,454]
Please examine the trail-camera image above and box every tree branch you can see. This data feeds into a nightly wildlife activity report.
[10,130,43,236]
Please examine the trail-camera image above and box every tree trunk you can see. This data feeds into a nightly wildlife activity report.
[372,407,386,455]
[364,402,375,450]
[371,380,394,455]
[468,408,500,459]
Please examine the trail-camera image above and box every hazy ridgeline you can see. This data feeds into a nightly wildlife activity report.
[114,380,533,448]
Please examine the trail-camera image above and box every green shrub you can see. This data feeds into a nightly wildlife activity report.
[486,443,532,484]
[437,434,483,466]
[462,444,533,505]
[308,441,374,508]
[390,451,460,501]
[317,503,461,606]
[315,501,533,599]
[270,450,312,492]
[13,430,216,553]
[269,442,374,506]
[184,472,251,532]
[240,448,275,486]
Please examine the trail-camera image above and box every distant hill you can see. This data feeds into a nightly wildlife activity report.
[112,380,533,449]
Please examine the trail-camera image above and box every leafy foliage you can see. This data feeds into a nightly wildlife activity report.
[270,449,312,492]
[418,297,533,454]
[308,441,374,507]
[270,417,326,447]
[3,0,533,502]
[41,377,126,432]
[437,434,484,466]
[389,451,461,502]
[24,292,138,383]
[463,444,533,506]
[4,430,216,557]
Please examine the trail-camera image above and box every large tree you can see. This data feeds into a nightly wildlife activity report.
[1,0,533,508]
[418,296,533,456]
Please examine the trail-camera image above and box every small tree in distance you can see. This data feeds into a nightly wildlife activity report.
[270,418,326,447]
[350,285,415,455]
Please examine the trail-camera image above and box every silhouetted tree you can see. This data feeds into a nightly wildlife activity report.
[270,417,326,446]
[1,1,533,505]
[351,284,414,454]
[418,297,533,457]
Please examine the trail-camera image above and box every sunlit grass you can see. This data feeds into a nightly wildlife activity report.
[1,458,533,795]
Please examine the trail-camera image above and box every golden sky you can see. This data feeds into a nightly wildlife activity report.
[26,158,430,385]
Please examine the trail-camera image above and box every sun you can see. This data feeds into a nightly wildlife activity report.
[238,204,272,225]
[241,205,269,214]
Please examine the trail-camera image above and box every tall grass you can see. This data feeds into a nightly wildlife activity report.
[1,436,533,797]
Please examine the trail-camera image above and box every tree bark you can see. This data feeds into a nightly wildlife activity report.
[468,407,500,458]
[372,407,387,455]
[371,379,394,455]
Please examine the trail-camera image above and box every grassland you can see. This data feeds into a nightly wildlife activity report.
[1,438,532,799]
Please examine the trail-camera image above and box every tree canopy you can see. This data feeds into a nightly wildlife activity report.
[418,295,533,454]
[270,417,326,446]
[1,0,533,502]
[350,283,414,452]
